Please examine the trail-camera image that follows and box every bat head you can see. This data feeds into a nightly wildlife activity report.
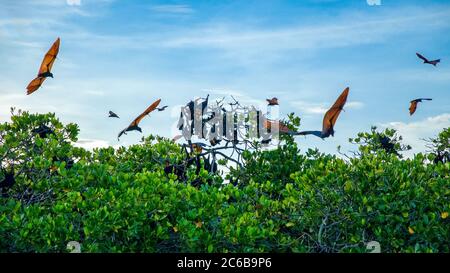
[48,72,54,78]
[267,97,279,105]
[136,126,143,133]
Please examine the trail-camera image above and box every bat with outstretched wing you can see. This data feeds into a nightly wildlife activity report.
[26,37,60,95]
[409,98,432,116]
[416,53,440,66]
[296,87,350,138]
[118,98,161,140]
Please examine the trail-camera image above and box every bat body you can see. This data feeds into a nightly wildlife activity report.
[38,71,54,78]
[409,98,432,115]
[210,137,221,146]
[32,124,55,138]
[191,143,206,153]
[27,37,60,95]
[0,171,15,196]
[157,106,168,111]
[297,87,350,139]
[266,97,279,106]
[118,98,161,140]
[416,53,440,66]
[0,172,15,189]
[109,111,120,118]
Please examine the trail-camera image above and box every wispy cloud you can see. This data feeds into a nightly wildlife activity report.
[74,138,110,150]
[160,8,450,51]
[346,101,365,109]
[291,100,364,115]
[291,100,328,114]
[67,0,81,6]
[149,4,194,14]
[83,90,105,96]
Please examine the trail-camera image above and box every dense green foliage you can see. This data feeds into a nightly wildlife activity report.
[0,111,448,253]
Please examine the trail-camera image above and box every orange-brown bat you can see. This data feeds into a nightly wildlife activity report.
[118,98,161,140]
[266,97,279,106]
[191,143,205,154]
[296,87,350,138]
[26,37,60,95]
[409,98,432,115]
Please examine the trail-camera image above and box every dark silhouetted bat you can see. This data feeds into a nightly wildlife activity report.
[32,124,55,138]
[266,97,279,106]
[209,137,221,146]
[118,98,161,140]
[0,170,15,196]
[201,94,209,114]
[191,143,205,154]
[409,98,432,115]
[156,106,168,111]
[26,37,60,95]
[416,53,440,66]
[378,134,400,156]
[296,87,350,139]
[109,111,120,118]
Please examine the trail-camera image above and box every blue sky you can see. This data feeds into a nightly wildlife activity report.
[0,0,449,156]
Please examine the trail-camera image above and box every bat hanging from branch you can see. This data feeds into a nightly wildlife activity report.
[26,37,60,95]
[118,98,161,140]
[295,87,350,139]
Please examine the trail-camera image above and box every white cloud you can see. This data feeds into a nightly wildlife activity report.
[291,100,328,114]
[67,0,81,6]
[149,4,194,14]
[83,90,105,96]
[380,113,450,156]
[74,139,109,150]
[346,101,365,109]
[291,100,364,114]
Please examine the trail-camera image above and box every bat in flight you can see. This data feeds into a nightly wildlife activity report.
[156,106,168,112]
[296,87,350,139]
[416,53,440,66]
[117,98,161,140]
[109,111,120,118]
[26,37,60,95]
[409,98,432,116]
[266,97,279,106]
